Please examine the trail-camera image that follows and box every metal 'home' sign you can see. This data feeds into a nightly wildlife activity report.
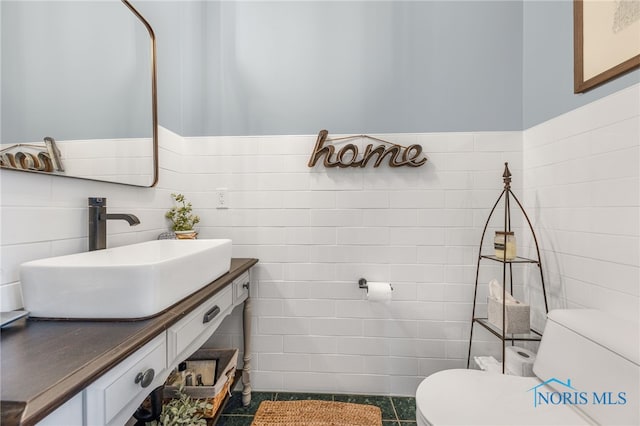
[307,130,427,168]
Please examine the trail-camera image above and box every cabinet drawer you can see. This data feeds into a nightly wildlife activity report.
[85,334,167,426]
[167,286,232,366]
[233,271,250,304]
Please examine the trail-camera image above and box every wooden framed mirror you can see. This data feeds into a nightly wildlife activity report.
[1,0,158,187]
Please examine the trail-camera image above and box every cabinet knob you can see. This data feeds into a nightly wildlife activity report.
[135,368,155,388]
[242,282,250,290]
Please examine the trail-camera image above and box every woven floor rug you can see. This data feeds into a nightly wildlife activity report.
[251,400,383,426]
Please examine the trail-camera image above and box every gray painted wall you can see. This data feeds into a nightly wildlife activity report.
[135,1,208,138]
[523,0,640,128]
[5,1,637,140]
[140,1,524,137]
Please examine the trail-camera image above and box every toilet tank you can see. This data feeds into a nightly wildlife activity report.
[533,309,639,426]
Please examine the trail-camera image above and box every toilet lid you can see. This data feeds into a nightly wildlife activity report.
[416,369,593,425]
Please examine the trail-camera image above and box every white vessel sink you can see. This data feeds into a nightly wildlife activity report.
[20,239,232,319]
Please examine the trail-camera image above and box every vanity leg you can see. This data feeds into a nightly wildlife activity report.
[242,294,252,407]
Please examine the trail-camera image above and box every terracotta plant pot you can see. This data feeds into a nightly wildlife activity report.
[174,230,198,240]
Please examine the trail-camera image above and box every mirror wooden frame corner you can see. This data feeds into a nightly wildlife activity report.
[122,0,159,187]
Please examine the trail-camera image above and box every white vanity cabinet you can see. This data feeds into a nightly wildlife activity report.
[166,271,250,372]
[84,281,242,425]
[233,271,250,305]
[40,334,169,425]
[37,393,84,426]
[167,285,233,368]
[6,260,257,426]
[85,334,168,426]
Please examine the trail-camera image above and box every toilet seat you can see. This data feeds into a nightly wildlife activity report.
[415,369,592,426]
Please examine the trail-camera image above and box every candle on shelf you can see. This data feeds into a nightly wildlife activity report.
[494,231,516,260]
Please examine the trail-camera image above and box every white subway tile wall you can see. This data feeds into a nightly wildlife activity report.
[1,85,638,397]
[522,84,640,328]
[187,130,522,395]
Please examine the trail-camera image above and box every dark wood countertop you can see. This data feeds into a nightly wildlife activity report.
[0,258,258,426]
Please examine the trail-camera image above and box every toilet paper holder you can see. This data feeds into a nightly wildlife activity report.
[358,278,393,291]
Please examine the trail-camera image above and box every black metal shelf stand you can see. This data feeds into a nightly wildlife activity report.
[466,163,549,373]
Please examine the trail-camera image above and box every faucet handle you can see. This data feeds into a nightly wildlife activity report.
[89,197,106,207]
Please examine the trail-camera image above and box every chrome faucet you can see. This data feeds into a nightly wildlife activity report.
[88,197,140,251]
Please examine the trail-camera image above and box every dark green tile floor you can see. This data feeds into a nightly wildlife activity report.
[217,391,416,425]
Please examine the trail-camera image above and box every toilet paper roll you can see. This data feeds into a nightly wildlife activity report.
[505,346,536,377]
[366,282,393,303]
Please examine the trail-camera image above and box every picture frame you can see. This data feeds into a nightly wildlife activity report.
[574,0,640,93]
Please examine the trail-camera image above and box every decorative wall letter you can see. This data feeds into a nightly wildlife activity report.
[308,130,427,169]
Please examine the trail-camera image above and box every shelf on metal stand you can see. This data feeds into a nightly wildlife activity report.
[466,162,549,374]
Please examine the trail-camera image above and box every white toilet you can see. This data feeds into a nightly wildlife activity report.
[415,309,639,425]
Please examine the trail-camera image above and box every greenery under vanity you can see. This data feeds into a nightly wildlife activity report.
[0,259,258,426]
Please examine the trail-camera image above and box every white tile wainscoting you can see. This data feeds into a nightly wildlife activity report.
[522,84,640,327]
[183,130,522,396]
[1,84,638,397]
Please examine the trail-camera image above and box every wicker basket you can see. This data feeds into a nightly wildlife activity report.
[164,348,238,418]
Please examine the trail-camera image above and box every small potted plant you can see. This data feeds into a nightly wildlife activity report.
[166,193,200,239]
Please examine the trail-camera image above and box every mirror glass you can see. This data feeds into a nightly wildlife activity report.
[1,0,157,187]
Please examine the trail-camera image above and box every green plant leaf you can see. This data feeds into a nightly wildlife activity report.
[166,193,200,231]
